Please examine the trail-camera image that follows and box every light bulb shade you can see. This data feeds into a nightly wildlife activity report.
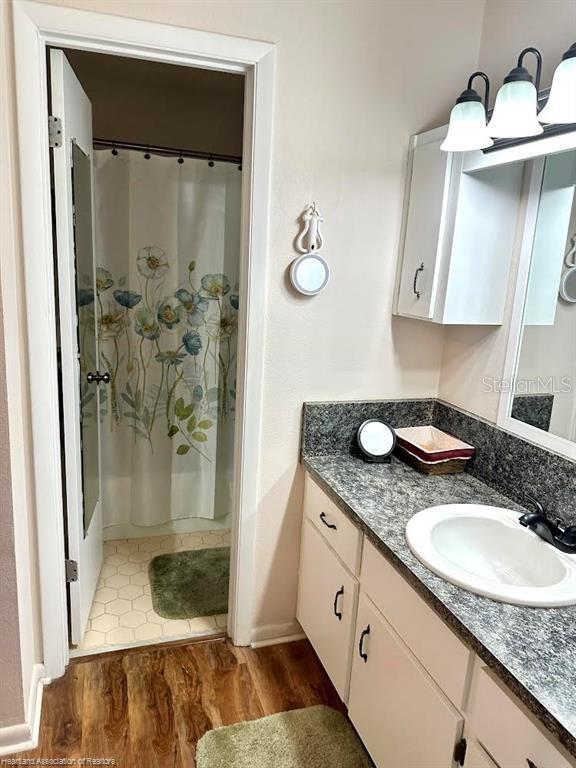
[440,100,493,151]
[487,80,543,138]
[538,56,576,124]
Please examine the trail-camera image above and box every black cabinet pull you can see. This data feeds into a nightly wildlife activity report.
[319,512,337,530]
[333,586,344,620]
[413,262,424,299]
[358,624,370,662]
[526,761,538,768]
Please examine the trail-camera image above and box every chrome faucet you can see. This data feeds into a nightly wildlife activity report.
[519,495,576,554]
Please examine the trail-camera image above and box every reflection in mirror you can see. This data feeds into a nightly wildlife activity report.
[512,149,576,440]
[72,142,100,535]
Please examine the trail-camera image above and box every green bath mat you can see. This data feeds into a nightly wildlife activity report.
[149,547,230,620]
[196,705,373,768]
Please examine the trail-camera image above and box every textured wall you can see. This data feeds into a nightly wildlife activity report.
[439,0,576,421]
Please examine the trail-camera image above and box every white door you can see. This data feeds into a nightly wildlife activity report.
[296,519,359,701]
[348,593,463,768]
[50,49,103,646]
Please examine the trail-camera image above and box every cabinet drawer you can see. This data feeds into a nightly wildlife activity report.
[349,593,463,768]
[360,537,471,709]
[304,474,362,575]
[297,519,359,702]
[468,666,576,768]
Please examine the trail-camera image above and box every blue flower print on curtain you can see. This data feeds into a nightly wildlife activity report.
[92,246,238,460]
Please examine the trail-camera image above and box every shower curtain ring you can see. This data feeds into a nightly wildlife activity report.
[177,155,184,164]
[208,154,215,168]
[144,146,151,160]
[111,144,118,156]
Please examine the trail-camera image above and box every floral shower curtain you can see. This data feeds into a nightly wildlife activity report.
[88,150,241,528]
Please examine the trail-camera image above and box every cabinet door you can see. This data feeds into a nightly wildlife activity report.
[397,132,452,319]
[297,519,359,701]
[348,594,463,768]
[465,738,501,768]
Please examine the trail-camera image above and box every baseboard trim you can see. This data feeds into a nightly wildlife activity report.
[0,664,46,756]
[250,620,305,648]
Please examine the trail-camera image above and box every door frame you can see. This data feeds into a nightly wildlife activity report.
[12,0,275,679]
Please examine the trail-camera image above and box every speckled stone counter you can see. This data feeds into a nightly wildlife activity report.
[301,452,576,758]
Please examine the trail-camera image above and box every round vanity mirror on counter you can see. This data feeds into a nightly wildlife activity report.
[357,419,396,463]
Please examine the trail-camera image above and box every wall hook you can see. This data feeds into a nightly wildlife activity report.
[290,203,330,296]
[296,202,324,254]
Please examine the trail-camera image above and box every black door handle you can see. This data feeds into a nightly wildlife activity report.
[333,586,344,620]
[87,370,111,385]
[319,512,337,530]
[526,761,538,768]
[358,624,370,662]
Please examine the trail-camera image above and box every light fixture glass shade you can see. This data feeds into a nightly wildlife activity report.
[487,80,543,138]
[538,56,576,124]
[440,100,493,151]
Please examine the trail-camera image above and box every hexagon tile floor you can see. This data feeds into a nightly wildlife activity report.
[76,529,230,654]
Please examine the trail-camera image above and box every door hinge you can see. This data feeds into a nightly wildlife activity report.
[65,559,78,583]
[454,738,467,766]
[48,115,63,148]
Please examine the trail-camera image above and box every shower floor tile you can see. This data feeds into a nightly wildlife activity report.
[76,529,231,654]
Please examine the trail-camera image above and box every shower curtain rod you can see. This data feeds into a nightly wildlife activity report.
[93,138,242,166]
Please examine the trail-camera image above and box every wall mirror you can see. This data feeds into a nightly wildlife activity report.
[498,137,576,460]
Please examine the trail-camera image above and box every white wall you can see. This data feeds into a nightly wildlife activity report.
[4,0,486,646]
[0,0,43,734]
[438,0,576,421]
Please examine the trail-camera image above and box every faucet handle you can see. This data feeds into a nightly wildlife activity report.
[523,493,545,517]
[560,525,576,547]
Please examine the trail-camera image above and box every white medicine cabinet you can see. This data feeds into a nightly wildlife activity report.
[394,125,533,325]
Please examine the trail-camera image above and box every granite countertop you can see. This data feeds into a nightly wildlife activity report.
[302,452,576,758]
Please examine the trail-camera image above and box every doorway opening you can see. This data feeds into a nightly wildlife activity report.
[51,47,245,654]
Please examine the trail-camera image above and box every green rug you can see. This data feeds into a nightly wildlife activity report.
[196,705,373,768]
[148,547,230,620]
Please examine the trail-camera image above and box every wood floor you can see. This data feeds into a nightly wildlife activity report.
[13,638,345,767]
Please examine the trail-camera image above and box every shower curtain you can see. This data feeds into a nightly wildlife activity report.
[90,150,241,528]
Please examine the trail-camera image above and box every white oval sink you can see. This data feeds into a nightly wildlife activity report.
[406,504,576,607]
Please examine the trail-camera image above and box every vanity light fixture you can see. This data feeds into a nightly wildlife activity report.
[538,42,576,125]
[440,71,492,152]
[487,47,543,139]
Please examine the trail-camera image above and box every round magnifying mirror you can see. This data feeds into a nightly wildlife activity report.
[290,252,330,296]
[559,267,576,303]
[357,419,396,463]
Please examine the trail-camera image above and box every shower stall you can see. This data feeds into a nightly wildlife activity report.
[80,147,242,536]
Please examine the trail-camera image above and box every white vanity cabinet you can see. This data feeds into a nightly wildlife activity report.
[348,593,464,768]
[297,472,576,768]
[296,519,359,701]
[395,126,526,325]
[296,475,362,701]
[466,664,576,768]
